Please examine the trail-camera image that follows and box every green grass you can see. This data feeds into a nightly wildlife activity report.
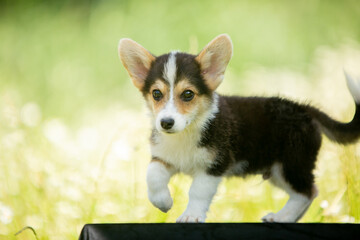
[1,1,360,239]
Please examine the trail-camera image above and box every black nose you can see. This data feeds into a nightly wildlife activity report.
[161,118,175,130]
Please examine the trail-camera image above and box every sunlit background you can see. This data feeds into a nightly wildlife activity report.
[1,0,360,239]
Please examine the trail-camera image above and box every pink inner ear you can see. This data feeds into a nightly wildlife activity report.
[119,38,155,90]
[133,58,149,81]
[198,51,227,91]
[205,53,223,79]
[195,34,233,90]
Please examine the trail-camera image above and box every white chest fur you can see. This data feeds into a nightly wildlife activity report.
[150,127,215,175]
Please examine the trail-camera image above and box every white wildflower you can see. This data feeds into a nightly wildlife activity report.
[320,200,329,209]
[0,203,13,224]
[20,102,42,127]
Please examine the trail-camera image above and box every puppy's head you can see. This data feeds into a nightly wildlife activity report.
[118,34,233,134]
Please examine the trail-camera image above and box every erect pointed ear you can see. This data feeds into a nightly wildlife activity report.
[118,38,155,90]
[195,34,233,91]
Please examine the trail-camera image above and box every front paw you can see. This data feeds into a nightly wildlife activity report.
[262,212,278,222]
[176,212,205,223]
[148,189,173,213]
[261,212,296,223]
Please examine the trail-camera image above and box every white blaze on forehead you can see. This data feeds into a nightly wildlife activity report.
[163,51,178,86]
[158,51,179,129]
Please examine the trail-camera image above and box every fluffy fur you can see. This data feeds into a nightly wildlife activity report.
[118,34,360,223]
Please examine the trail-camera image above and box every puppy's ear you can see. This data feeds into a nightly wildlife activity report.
[118,38,155,90]
[195,34,233,91]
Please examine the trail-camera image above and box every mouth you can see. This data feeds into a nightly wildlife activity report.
[162,129,176,134]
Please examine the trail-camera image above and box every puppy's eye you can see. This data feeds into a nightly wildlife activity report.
[152,89,163,101]
[181,90,195,102]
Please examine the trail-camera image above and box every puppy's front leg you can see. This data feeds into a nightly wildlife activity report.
[177,172,222,223]
[147,158,176,213]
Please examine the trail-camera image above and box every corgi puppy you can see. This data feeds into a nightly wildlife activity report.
[118,34,360,223]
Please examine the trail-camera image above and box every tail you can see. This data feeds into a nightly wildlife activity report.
[308,72,360,144]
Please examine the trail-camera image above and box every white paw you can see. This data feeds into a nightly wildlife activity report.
[176,212,205,223]
[262,212,278,222]
[148,189,173,213]
[261,212,296,223]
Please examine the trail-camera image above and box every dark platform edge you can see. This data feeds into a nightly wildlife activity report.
[79,223,360,240]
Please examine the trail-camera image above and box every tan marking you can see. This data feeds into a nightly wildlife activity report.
[174,79,199,115]
[147,78,212,130]
[173,78,213,119]
[151,157,172,168]
[147,79,169,114]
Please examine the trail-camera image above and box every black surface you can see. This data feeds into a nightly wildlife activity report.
[79,223,360,240]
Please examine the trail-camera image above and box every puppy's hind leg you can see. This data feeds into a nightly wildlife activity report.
[262,163,318,223]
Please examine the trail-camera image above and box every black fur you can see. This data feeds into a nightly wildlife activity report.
[143,52,360,198]
[200,95,360,197]
[307,103,360,143]
[174,53,211,96]
[142,54,169,95]
[142,53,212,97]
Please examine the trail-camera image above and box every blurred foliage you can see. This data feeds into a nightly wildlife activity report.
[0,0,360,239]
[1,0,360,123]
